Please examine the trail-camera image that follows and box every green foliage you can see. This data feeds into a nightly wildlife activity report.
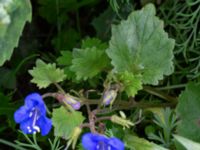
[0,131,64,150]
[157,0,200,80]
[0,93,17,129]
[81,37,107,49]
[57,51,72,66]
[70,38,110,80]
[108,0,130,13]
[38,0,97,24]
[106,4,175,85]
[174,135,200,150]
[0,0,32,66]
[0,68,16,89]
[57,51,76,80]
[92,7,116,40]
[29,59,66,88]
[1,1,194,150]
[159,0,200,58]
[117,71,142,97]
[124,134,168,150]
[148,108,178,148]
[52,106,85,140]
[176,83,200,143]
[52,28,80,51]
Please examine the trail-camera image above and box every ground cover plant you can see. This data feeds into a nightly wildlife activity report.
[0,0,200,149]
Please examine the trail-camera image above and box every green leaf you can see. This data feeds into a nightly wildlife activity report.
[70,38,110,80]
[0,0,32,66]
[176,83,200,142]
[52,106,85,140]
[57,51,76,80]
[81,37,107,49]
[124,134,168,150]
[106,4,175,85]
[57,51,73,66]
[29,59,66,88]
[117,71,142,97]
[174,135,200,150]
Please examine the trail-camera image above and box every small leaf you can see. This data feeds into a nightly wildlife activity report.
[29,59,66,88]
[57,51,73,66]
[106,4,175,85]
[176,83,200,142]
[52,106,85,140]
[0,0,32,66]
[57,51,76,80]
[81,37,107,49]
[174,135,200,150]
[124,134,168,150]
[118,71,142,97]
[70,38,110,80]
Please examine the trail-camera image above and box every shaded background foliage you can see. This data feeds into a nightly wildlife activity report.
[0,0,200,149]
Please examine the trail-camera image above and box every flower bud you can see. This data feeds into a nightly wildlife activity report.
[56,94,81,110]
[67,127,82,149]
[102,90,117,106]
[111,115,134,129]
[64,95,81,110]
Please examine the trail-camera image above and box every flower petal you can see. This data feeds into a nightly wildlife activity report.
[37,116,52,136]
[25,93,46,115]
[20,118,34,134]
[71,102,81,110]
[108,137,125,150]
[14,106,29,123]
[82,133,108,150]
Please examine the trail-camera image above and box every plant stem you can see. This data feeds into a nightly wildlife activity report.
[95,100,177,115]
[155,84,186,90]
[95,116,111,123]
[54,83,66,94]
[86,104,96,133]
[143,86,178,102]
[42,93,57,99]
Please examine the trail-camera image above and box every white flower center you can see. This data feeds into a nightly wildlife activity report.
[27,107,41,133]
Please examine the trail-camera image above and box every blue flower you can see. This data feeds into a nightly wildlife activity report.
[82,133,124,150]
[14,93,52,136]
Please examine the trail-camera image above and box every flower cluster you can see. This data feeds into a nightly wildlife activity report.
[82,133,124,150]
[14,93,52,136]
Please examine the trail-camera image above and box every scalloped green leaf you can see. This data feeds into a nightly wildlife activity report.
[118,71,142,97]
[28,59,66,89]
[106,4,175,85]
[70,38,110,80]
[0,0,32,66]
[124,134,168,150]
[176,83,200,143]
[52,106,85,140]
